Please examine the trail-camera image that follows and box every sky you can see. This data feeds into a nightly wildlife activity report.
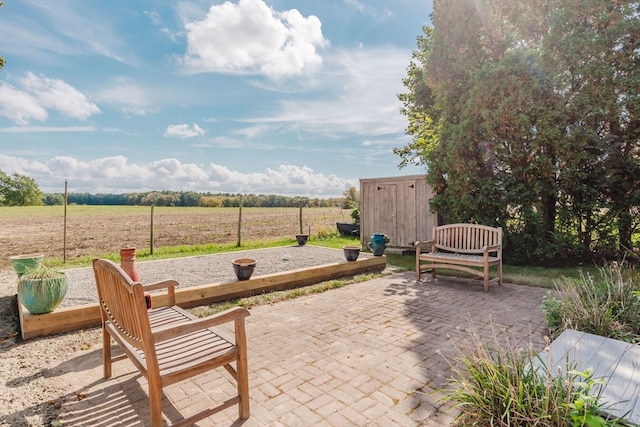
[0,0,433,197]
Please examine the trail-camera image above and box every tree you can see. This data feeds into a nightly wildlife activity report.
[397,0,640,264]
[0,170,44,206]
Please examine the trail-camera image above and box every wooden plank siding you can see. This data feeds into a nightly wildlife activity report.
[360,175,437,249]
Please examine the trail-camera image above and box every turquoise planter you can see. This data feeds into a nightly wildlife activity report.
[9,254,44,277]
[18,273,68,314]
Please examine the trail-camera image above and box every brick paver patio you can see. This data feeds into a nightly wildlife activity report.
[54,271,550,426]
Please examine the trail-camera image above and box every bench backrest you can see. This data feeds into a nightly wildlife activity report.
[433,223,502,254]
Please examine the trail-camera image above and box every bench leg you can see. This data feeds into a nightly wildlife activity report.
[484,264,489,292]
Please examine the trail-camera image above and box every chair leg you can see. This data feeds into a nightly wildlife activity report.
[148,376,164,427]
[102,327,112,379]
[237,351,250,419]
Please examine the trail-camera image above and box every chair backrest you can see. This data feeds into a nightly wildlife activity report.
[92,258,153,351]
[433,223,502,254]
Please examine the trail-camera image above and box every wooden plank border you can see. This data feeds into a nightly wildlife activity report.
[20,256,386,339]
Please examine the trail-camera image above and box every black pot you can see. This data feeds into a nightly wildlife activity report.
[343,246,361,262]
[296,234,309,246]
[232,258,257,281]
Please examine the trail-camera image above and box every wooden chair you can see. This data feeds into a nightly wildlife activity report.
[92,258,250,426]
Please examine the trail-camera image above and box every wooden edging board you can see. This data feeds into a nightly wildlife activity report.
[19,255,386,340]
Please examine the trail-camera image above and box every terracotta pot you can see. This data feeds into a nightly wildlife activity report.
[120,247,141,281]
[232,258,257,281]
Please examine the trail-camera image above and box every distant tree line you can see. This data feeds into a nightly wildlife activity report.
[0,170,356,209]
[398,0,639,265]
[48,191,347,208]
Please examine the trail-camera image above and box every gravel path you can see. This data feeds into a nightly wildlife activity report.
[0,245,370,426]
[61,245,362,308]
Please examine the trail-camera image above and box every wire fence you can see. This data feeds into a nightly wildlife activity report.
[0,206,354,265]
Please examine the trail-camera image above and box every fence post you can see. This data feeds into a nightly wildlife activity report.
[150,204,154,255]
[299,205,303,235]
[237,195,243,247]
[63,179,68,263]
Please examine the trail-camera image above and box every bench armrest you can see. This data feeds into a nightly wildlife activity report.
[414,240,435,250]
[482,244,502,255]
[152,307,250,343]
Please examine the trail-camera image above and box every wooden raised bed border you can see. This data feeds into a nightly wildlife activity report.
[19,255,386,339]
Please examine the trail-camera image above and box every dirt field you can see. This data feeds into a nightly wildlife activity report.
[0,206,352,268]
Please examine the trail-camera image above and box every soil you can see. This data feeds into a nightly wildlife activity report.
[0,207,352,268]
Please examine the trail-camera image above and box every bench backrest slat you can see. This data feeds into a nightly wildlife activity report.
[434,223,501,254]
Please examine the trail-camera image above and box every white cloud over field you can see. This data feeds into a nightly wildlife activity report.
[0,154,356,196]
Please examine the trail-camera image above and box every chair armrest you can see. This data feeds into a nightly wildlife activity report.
[142,279,179,292]
[142,279,178,306]
[152,307,250,343]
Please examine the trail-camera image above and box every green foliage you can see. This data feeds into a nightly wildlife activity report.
[542,264,640,343]
[398,0,640,265]
[350,208,359,224]
[0,170,43,206]
[442,329,625,426]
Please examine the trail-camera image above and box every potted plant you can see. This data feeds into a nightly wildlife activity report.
[232,258,257,281]
[9,254,44,277]
[17,264,68,314]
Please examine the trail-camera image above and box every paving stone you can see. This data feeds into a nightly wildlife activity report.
[55,271,549,426]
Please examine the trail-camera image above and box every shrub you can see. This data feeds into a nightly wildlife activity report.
[441,329,626,426]
[542,263,640,343]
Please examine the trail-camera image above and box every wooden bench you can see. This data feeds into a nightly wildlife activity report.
[92,258,251,426]
[414,223,502,292]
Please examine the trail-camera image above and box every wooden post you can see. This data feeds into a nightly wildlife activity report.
[63,179,68,263]
[237,195,243,247]
[150,204,155,255]
[299,205,303,235]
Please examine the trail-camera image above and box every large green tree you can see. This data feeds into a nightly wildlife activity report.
[0,170,44,206]
[398,0,640,264]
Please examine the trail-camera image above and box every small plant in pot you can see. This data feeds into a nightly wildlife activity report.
[17,264,68,314]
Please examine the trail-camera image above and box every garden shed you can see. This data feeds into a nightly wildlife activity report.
[359,175,438,250]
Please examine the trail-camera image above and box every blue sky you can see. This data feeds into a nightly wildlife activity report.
[0,0,433,197]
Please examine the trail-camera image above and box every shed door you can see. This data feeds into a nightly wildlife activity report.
[396,179,418,246]
[372,184,397,245]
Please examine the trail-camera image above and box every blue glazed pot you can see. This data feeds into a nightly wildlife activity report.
[368,233,389,256]
[18,273,68,314]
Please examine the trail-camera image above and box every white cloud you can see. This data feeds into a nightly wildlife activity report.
[181,0,328,79]
[164,123,206,139]
[244,46,411,137]
[0,154,356,196]
[95,76,155,116]
[0,83,48,125]
[0,73,100,125]
[20,72,101,120]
